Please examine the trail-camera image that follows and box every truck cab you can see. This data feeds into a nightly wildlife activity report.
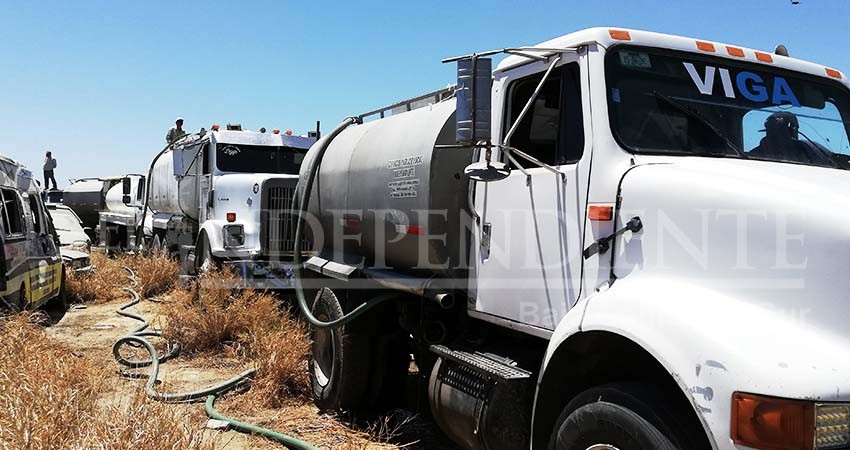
[151,127,315,287]
[299,28,850,450]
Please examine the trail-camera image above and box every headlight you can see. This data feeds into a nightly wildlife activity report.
[732,392,850,450]
[71,239,90,250]
[223,224,244,248]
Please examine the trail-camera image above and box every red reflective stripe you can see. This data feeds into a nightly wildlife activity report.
[406,225,424,235]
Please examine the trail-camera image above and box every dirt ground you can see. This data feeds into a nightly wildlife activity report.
[43,289,457,450]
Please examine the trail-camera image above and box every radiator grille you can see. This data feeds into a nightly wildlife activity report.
[263,185,297,256]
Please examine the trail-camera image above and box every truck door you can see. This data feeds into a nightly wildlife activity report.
[199,143,212,221]
[472,58,591,332]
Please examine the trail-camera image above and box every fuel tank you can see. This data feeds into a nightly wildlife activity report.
[301,100,474,279]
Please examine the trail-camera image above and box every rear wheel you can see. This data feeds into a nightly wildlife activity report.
[548,383,703,450]
[308,287,409,414]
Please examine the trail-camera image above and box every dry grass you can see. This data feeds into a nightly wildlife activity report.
[0,314,212,450]
[162,269,311,406]
[65,251,179,304]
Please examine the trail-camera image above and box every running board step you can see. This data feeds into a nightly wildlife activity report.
[430,345,531,382]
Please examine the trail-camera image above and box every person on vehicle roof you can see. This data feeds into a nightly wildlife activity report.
[43,151,58,190]
[166,117,187,145]
[748,111,836,167]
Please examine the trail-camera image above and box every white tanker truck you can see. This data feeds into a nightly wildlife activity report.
[138,126,315,287]
[97,174,146,253]
[294,28,850,450]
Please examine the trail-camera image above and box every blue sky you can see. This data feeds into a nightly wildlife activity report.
[1,0,849,186]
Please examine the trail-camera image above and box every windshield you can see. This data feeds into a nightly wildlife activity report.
[215,144,306,174]
[606,46,850,169]
[50,209,83,232]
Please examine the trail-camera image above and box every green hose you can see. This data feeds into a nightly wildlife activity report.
[205,395,318,450]
[112,267,317,449]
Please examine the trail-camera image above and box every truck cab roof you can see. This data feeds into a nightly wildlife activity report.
[496,27,847,87]
[209,130,315,150]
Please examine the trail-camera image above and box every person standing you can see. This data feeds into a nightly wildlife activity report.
[166,117,187,144]
[43,151,58,190]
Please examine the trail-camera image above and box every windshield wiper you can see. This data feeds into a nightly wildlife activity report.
[651,91,746,158]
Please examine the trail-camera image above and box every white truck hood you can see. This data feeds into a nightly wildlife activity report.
[608,156,850,401]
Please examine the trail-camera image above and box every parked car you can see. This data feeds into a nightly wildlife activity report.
[46,204,92,272]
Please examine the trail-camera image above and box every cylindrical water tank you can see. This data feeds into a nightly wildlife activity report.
[301,100,474,280]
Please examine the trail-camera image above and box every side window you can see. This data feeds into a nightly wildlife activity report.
[0,190,25,236]
[504,62,584,167]
[27,195,43,234]
[201,144,210,175]
[137,177,146,202]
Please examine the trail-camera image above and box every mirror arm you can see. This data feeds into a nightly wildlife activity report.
[503,146,568,182]
[502,55,562,146]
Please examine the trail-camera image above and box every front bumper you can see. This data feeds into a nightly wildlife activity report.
[221,259,296,289]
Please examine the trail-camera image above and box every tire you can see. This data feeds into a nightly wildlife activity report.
[309,287,372,412]
[47,268,68,311]
[151,234,163,254]
[548,383,702,450]
[195,234,217,274]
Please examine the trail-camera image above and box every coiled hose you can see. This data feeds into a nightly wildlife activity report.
[112,267,318,450]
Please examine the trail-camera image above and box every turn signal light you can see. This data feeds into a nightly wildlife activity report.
[226,212,236,222]
[588,205,613,221]
[732,392,814,450]
[272,128,280,134]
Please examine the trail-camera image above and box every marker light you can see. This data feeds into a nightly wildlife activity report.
[826,68,843,79]
[608,29,631,41]
[696,41,716,52]
[726,46,745,57]
[732,393,814,450]
[226,212,236,222]
[285,130,293,136]
[272,128,280,134]
[755,51,774,63]
[212,123,220,131]
[588,205,613,221]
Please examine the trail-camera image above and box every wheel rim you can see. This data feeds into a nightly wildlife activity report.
[312,312,335,388]
[586,445,620,450]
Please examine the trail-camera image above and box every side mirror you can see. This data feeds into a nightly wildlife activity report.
[456,57,492,145]
[456,58,510,182]
[122,177,131,195]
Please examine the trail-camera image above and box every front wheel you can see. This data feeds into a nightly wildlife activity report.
[548,383,700,450]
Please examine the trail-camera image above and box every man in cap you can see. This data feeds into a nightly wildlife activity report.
[748,111,835,167]
[166,117,187,144]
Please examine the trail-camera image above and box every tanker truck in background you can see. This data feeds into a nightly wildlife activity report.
[97,174,145,254]
[138,125,316,287]
[63,176,124,242]
[296,28,850,450]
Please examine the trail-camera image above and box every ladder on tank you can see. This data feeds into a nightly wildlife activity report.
[357,86,455,123]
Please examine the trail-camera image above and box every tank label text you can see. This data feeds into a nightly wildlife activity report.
[386,155,424,169]
[388,179,419,198]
